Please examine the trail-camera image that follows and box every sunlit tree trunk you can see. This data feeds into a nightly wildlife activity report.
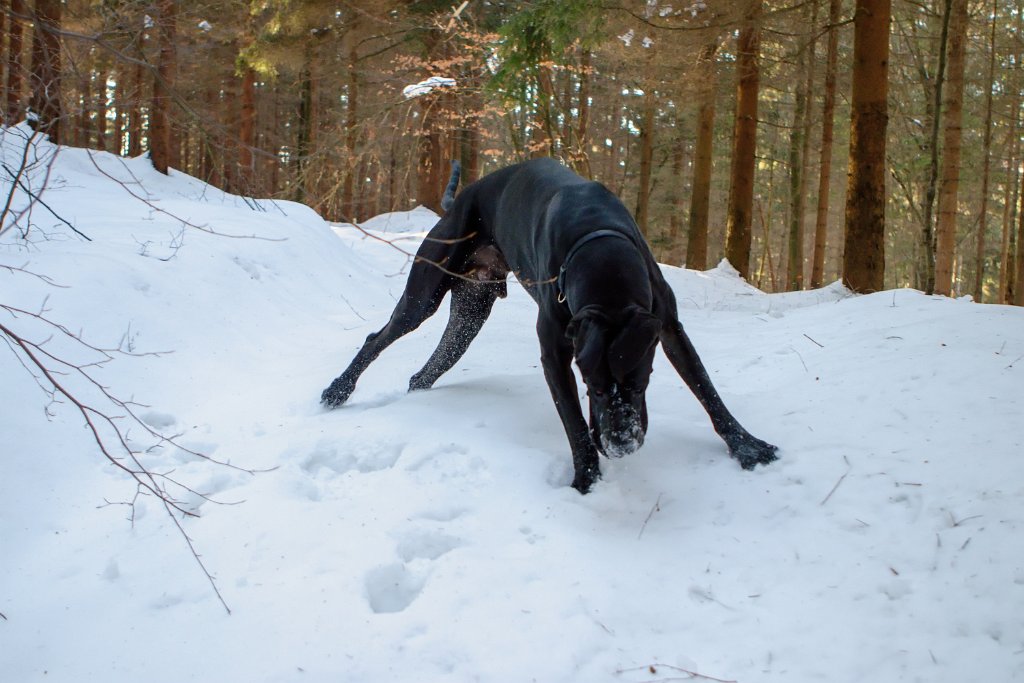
[933,0,969,296]
[842,0,891,293]
[724,1,762,280]
[918,0,954,293]
[974,0,998,301]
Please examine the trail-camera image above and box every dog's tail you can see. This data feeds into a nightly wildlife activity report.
[440,159,461,213]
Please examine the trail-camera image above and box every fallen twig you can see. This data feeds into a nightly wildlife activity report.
[802,333,824,347]
[638,493,663,539]
[820,455,851,506]
[616,663,738,683]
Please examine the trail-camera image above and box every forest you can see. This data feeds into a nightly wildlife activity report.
[2,0,1023,302]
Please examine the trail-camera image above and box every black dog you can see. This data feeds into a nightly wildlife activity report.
[322,158,777,493]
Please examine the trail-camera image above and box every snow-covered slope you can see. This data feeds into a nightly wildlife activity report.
[2,127,1023,682]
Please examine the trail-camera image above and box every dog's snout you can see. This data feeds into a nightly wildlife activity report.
[600,403,645,458]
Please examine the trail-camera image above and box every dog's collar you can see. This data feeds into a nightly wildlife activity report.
[557,229,634,304]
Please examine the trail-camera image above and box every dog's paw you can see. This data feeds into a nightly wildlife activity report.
[407,372,435,392]
[320,378,355,408]
[571,465,602,494]
[726,432,779,470]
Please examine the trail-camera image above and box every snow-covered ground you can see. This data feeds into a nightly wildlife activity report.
[2,126,1023,682]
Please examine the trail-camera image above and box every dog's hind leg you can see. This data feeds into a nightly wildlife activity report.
[321,260,452,408]
[660,320,778,469]
[408,279,501,392]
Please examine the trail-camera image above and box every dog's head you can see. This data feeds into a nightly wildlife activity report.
[567,305,662,457]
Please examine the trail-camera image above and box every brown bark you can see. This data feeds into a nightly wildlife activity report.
[686,43,718,272]
[77,67,91,148]
[6,0,26,123]
[341,38,359,218]
[95,66,108,152]
[635,86,656,238]
[1016,174,1024,305]
[531,64,557,158]
[811,0,841,288]
[918,0,954,293]
[999,126,1020,303]
[933,0,969,296]
[238,67,256,190]
[842,0,891,294]
[293,44,316,203]
[415,97,443,214]
[28,0,62,144]
[974,0,999,301]
[127,54,143,157]
[999,9,1023,303]
[149,0,176,174]
[787,5,816,291]
[573,49,592,177]
[724,3,762,281]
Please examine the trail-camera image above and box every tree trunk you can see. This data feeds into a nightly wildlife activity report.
[294,44,316,203]
[532,63,558,158]
[786,5,817,291]
[416,97,443,213]
[1016,173,1024,305]
[999,10,1023,303]
[667,118,687,266]
[635,86,656,238]
[974,0,999,301]
[149,0,176,174]
[341,38,359,219]
[6,0,26,123]
[842,0,891,294]
[999,126,1020,303]
[77,67,91,148]
[95,64,108,152]
[28,0,62,143]
[238,66,256,191]
[127,52,143,157]
[724,2,762,280]
[917,0,954,293]
[686,43,718,272]
[573,48,592,177]
[811,0,840,288]
[933,0,969,296]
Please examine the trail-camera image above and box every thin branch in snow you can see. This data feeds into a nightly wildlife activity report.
[820,455,851,506]
[616,663,738,683]
[948,513,982,528]
[802,333,824,348]
[638,493,663,539]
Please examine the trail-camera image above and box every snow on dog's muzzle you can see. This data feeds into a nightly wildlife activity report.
[599,404,645,458]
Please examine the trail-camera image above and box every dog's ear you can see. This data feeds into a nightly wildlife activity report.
[566,307,608,376]
[608,307,662,379]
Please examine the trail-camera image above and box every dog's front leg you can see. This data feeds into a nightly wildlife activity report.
[538,316,601,493]
[660,320,778,469]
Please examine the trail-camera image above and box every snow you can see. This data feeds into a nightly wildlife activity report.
[2,126,1024,682]
[402,77,457,100]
